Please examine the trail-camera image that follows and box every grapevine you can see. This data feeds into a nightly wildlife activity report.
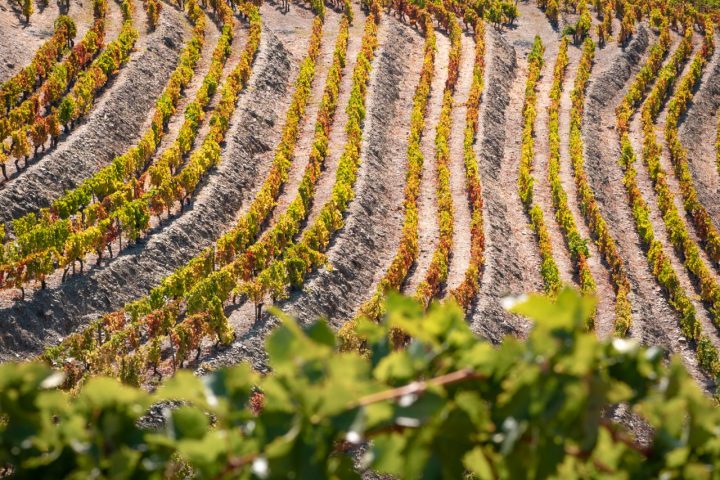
[143,0,162,30]
[4,2,720,476]
[0,2,236,292]
[639,25,720,339]
[546,36,595,326]
[0,16,76,116]
[414,9,461,307]
[0,0,141,181]
[44,2,343,382]
[518,36,562,295]
[355,10,436,322]
[616,23,720,377]
[0,11,106,159]
[0,1,210,286]
[663,21,720,270]
[448,19,486,311]
[568,37,632,335]
[19,0,33,23]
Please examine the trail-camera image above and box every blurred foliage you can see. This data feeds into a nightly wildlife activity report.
[2,289,720,478]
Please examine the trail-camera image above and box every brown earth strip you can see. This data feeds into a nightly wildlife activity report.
[444,31,475,294]
[470,27,536,343]
[627,74,720,357]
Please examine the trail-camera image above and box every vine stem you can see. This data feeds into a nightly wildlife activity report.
[355,368,485,407]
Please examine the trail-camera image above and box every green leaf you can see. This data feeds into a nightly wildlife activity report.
[169,406,209,440]
[374,351,416,384]
[370,434,407,475]
[201,364,257,417]
[305,319,336,349]
[463,447,494,479]
[509,287,596,331]
[155,371,208,409]
[78,377,150,413]
[175,430,229,476]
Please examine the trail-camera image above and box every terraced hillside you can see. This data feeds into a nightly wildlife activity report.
[1,0,720,392]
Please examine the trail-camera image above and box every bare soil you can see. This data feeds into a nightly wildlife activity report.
[402,27,446,293]
[280,14,423,325]
[469,27,534,342]
[444,31,475,294]
[104,0,126,40]
[626,52,720,357]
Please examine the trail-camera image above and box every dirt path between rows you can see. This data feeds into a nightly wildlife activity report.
[104,0,126,40]
[470,2,562,341]
[149,5,223,165]
[0,3,187,225]
[202,15,426,372]
[267,9,343,226]
[444,31,475,294]
[584,26,713,388]
[469,27,536,343]
[402,27,447,293]
[0,25,298,359]
[301,6,367,230]
[558,43,616,338]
